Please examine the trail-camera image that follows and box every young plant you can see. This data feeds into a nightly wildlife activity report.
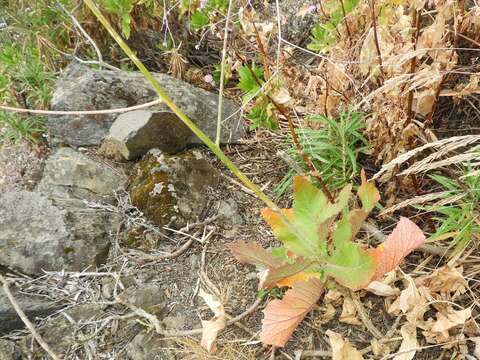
[275,111,369,196]
[0,112,46,144]
[228,172,425,347]
[418,169,480,255]
[236,63,286,130]
[308,0,359,52]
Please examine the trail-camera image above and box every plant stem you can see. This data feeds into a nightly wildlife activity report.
[215,0,234,146]
[369,0,385,81]
[83,0,277,210]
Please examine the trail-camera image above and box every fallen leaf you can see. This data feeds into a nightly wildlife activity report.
[272,87,292,105]
[315,303,336,325]
[416,266,467,295]
[340,296,361,325]
[199,289,226,353]
[227,240,283,268]
[260,279,323,347]
[393,323,418,360]
[431,308,472,333]
[370,217,426,280]
[366,280,400,297]
[327,330,364,360]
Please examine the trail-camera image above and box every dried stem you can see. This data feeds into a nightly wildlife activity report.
[1,99,162,115]
[370,0,386,81]
[0,274,62,360]
[405,9,421,125]
[338,0,352,41]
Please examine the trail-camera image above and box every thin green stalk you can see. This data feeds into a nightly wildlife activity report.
[215,0,233,146]
[83,0,276,210]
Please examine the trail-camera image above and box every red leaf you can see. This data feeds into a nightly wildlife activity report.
[260,279,323,347]
[226,240,284,268]
[370,217,425,280]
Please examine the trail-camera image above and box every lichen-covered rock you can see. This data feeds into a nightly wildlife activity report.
[128,149,219,229]
[102,109,192,160]
[37,147,125,203]
[0,191,119,275]
[48,63,245,147]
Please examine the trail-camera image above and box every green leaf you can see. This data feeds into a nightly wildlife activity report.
[237,64,264,103]
[358,169,380,212]
[324,241,376,290]
[191,11,209,30]
[262,176,351,259]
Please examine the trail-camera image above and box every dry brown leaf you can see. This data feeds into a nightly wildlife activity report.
[339,297,361,325]
[199,289,226,353]
[315,303,336,325]
[413,89,436,116]
[416,266,467,295]
[388,275,429,325]
[366,280,400,297]
[359,27,394,76]
[430,308,472,333]
[327,330,364,360]
[393,323,418,360]
[324,290,343,304]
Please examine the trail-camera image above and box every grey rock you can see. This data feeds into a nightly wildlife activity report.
[0,190,118,274]
[48,63,245,147]
[127,331,176,360]
[37,147,125,203]
[269,0,317,43]
[17,304,104,356]
[0,286,60,335]
[216,199,244,227]
[117,285,166,314]
[103,110,192,160]
[0,339,21,360]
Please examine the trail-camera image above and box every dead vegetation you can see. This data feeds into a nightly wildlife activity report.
[1,0,480,359]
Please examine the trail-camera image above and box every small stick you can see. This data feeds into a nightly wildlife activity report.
[370,0,386,81]
[0,274,62,360]
[405,9,421,125]
[349,290,384,339]
[338,0,353,41]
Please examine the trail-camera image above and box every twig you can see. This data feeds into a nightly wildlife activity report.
[0,274,62,360]
[369,0,386,81]
[215,0,234,146]
[56,0,104,69]
[1,99,162,115]
[117,295,262,337]
[338,0,352,41]
[405,8,421,125]
[349,290,384,339]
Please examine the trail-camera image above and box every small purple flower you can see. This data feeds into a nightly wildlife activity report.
[307,4,316,13]
[199,0,208,9]
[204,74,214,84]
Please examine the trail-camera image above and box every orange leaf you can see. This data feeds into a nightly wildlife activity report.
[370,217,425,280]
[276,271,321,287]
[226,240,284,268]
[260,279,323,347]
